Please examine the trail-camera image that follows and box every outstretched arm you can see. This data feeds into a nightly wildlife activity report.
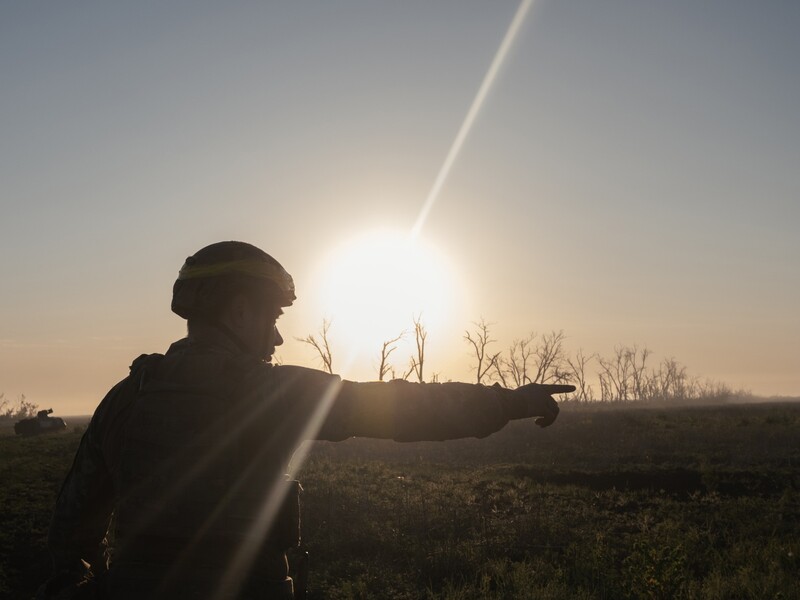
[318,377,573,442]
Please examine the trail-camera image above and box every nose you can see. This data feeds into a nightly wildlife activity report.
[274,326,284,347]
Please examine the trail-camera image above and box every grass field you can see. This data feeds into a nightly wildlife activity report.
[1,403,799,599]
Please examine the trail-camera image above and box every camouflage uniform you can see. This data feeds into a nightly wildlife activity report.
[48,324,534,599]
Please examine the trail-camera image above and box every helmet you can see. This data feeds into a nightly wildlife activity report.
[171,241,296,320]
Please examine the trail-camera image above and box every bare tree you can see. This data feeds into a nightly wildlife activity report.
[566,348,595,402]
[406,315,427,382]
[598,369,614,403]
[531,330,569,384]
[492,329,569,387]
[596,345,653,402]
[692,379,734,404]
[630,346,652,401]
[401,362,416,381]
[598,345,634,401]
[297,319,334,374]
[489,334,527,387]
[377,333,404,381]
[654,357,689,401]
[464,318,501,384]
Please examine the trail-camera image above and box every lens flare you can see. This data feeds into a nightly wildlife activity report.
[412,0,536,239]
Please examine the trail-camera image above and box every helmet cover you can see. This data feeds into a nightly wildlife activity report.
[171,241,295,320]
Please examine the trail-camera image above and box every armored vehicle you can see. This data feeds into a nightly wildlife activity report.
[14,408,67,436]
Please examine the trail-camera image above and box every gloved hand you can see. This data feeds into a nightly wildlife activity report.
[504,383,575,427]
[35,563,99,600]
[35,570,85,600]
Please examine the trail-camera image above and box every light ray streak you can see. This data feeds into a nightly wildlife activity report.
[137,374,345,598]
[110,372,335,595]
[113,378,300,554]
[411,0,535,239]
[213,379,343,599]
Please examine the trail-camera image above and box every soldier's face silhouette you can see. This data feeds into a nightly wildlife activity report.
[223,292,284,360]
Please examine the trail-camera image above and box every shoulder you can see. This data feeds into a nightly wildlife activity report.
[130,352,164,372]
[88,353,165,437]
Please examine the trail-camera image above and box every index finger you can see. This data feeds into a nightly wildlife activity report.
[538,384,576,395]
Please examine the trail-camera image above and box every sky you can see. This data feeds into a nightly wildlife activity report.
[1,1,798,415]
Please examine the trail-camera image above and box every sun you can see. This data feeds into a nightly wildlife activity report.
[310,229,458,363]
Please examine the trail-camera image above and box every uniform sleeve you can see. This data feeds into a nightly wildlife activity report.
[48,382,124,573]
[270,366,515,442]
[324,379,513,442]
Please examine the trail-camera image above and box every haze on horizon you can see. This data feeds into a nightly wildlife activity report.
[1,1,798,416]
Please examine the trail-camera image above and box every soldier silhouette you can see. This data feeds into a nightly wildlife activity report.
[39,241,573,599]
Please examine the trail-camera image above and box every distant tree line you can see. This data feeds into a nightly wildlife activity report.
[298,316,745,405]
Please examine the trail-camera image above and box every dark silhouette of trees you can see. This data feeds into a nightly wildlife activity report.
[469,327,569,388]
[593,345,736,404]
[530,330,570,384]
[298,319,334,374]
[464,319,501,384]
[296,316,739,405]
[492,333,535,387]
[566,348,595,402]
[405,315,427,382]
[377,333,404,382]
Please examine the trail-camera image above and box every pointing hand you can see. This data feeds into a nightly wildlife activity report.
[507,383,575,427]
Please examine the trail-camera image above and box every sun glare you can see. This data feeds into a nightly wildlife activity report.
[312,229,457,364]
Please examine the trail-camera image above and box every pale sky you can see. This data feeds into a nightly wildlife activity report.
[2,1,798,415]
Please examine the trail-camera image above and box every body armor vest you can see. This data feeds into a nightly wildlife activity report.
[107,350,299,597]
